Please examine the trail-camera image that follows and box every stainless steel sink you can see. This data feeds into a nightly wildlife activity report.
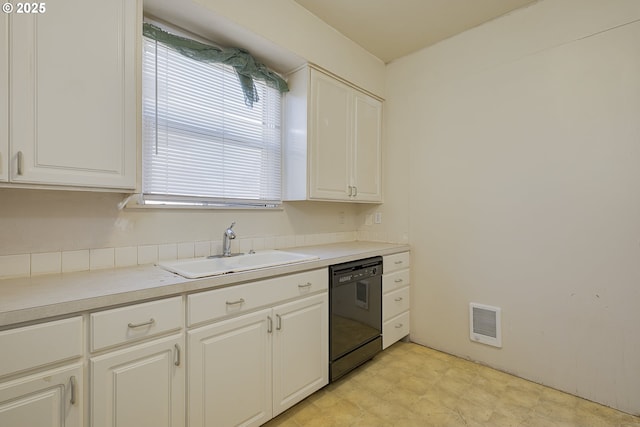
[157,250,319,279]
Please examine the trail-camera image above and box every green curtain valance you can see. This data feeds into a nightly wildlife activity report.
[143,23,289,107]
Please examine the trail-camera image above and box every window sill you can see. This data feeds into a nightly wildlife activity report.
[118,194,283,211]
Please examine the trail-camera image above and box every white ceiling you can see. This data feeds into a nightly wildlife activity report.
[293,0,538,63]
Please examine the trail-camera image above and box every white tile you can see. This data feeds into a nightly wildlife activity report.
[210,240,223,257]
[252,238,265,251]
[263,236,276,250]
[304,234,321,246]
[0,254,31,279]
[137,245,158,265]
[295,235,306,247]
[276,235,296,249]
[115,246,138,267]
[318,233,333,244]
[62,250,90,273]
[31,252,62,276]
[239,238,253,253]
[90,248,115,270]
[177,242,195,259]
[158,243,177,261]
[358,230,371,241]
[194,241,210,258]
[336,231,355,243]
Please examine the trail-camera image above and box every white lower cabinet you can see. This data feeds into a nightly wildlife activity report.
[0,363,83,427]
[272,294,328,417]
[382,252,411,349]
[188,292,328,427]
[90,334,185,427]
[89,296,185,427]
[188,309,272,427]
[0,316,84,427]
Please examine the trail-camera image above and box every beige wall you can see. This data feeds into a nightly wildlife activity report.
[195,0,386,96]
[0,189,358,256]
[384,0,640,414]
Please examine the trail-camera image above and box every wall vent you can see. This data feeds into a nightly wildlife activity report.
[469,303,502,348]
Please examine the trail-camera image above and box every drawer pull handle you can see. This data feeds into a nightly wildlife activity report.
[298,282,312,289]
[395,297,403,302]
[174,344,181,366]
[276,314,282,330]
[17,151,24,176]
[394,260,403,265]
[70,375,77,405]
[394,279,404,283]
[267,316,273,333]
[226,298,245,306]
[128,318,155,329]
[395,323,404,329]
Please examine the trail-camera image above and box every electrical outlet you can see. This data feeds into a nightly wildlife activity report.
[374,212,382,224]
[338,211,345,225]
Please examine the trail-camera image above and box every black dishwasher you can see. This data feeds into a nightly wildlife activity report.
[329,256,383,382]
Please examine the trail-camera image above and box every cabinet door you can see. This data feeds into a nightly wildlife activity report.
[309,69,351,200]
[188,309,272,427]
[352,92,382,202]
[272,293,328,416]
[90,334,185,427]
[0,12,7,183]
[0,364,82,427]
[9,0,137,189]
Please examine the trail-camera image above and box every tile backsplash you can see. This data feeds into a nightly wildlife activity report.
[0,231,361,279]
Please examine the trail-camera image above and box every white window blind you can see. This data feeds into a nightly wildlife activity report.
[142,35,282,207]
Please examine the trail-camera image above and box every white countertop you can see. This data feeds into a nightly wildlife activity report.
[0,241,409,328]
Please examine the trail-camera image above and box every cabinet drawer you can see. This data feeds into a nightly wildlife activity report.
[384,252,410,274]
[188,269,327,326]
[0,316,83,378]
[383,311,410,350]
[383,286,410,321]
[383,269,410,294]
[90,296,183,352]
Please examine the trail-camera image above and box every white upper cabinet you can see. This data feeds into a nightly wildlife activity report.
[352,90,383,201]
[308,70,352,201]
[284,65,382,203]
[6,0,138,189]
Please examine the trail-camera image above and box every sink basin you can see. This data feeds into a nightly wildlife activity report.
[157,250,319,279]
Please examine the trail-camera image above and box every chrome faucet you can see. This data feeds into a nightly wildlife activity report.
[222,222,237,257]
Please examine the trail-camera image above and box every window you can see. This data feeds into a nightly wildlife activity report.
[142,32,283,208]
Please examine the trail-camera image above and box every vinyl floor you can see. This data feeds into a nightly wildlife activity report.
[264,341,640,427]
